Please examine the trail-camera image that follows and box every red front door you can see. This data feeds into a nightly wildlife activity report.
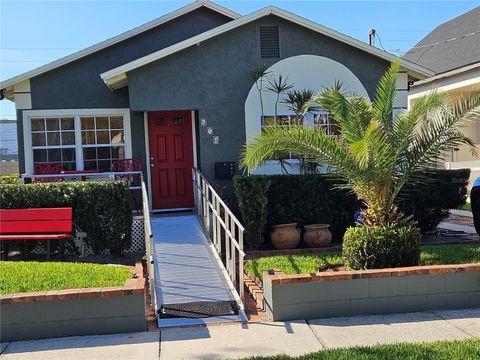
[148,111,194,209]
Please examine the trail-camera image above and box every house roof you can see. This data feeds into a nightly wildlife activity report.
[0,1,239,94]
[101,6,434,90]
[404,6,480,75]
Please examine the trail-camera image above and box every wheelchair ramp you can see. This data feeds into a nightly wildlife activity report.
[151,215,245,327]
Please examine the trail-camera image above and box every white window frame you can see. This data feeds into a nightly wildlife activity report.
[23,108,132,174]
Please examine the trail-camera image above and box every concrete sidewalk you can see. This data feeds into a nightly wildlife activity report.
[1,308,479,359]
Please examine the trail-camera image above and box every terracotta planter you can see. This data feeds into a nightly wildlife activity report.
[271,223,301,250]
[304,224,332,248]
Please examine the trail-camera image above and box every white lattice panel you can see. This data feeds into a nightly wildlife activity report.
[31,216,145,256]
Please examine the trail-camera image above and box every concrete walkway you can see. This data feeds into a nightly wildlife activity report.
[2,308,479,359]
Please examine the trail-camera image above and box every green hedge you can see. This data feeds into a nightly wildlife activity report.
[0,181,133,254]
[234,174,358,249]
[233,169,470,250]
[0,174,19,185]
[398,169,470,233]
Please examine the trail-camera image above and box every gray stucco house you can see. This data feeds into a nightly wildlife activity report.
[0,0,432,210]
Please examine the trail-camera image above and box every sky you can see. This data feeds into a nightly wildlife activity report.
[0,0,478,120]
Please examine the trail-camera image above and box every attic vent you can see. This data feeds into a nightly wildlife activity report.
[259,25,280,59]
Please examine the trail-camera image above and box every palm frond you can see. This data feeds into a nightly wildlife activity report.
[373,58,401,125]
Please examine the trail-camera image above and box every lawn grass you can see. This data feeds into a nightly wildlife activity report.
[245,243,480,280]
[0,261,132,294]
[457,202,471,212]
[243,338,480,360]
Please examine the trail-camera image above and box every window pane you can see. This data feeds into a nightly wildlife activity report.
[97,147,111,159]
[96,117,109,130]
[81,117,95,130]
[31,118,45,131]
[261,116,275,127]
[61,131,75,145]
[61,117,74,130]
[83,147,97,160]
[97,160,111,171]
[32,133,46,146]
[277,115,290,126]
[62,148,76,162]
[111,146,125,159]
[47,132,61,146]
[173,116,184,125]
[63,162,76,171]
[47,149,61,162]
[156,117,166,126]
[110,130,124,144]
[33,149,47,163]
[46,118,60,131]
[84,160,97,170]
[96,131,110,144]
[82,131,95,145]
[110,116,124,129]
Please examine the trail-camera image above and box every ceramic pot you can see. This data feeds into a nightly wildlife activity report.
[304,224,332,248]
[271,223,301,250]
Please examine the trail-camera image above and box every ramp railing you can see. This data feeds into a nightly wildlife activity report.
[192,168,245,301]
[142,179,157,313]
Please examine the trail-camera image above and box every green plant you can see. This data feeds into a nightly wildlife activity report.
[245,243,480,279]
[0,261,131,294]
[233,176,270,250]
[267,74,294,124]
[241,339,480,360]
[241,59,480,228]
[342,225,421,269]
[0,181,132,254]
[250,64,271,123]
[398,169,470,232]
[281,89,316,125]
[233,174,358,249]
[0,174,19,184]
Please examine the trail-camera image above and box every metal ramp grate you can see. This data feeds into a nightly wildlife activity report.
[151,215,246,327]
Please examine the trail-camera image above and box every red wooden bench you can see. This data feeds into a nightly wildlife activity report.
[0,208,73,260]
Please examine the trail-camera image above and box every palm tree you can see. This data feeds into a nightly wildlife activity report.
[267,74,294,124]
[241,59,480,227]
[281,89,317,125]
[250,64,270,124]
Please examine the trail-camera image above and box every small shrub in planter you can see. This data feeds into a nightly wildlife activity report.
[342,225,421,270]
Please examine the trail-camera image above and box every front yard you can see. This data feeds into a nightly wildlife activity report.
[246,243,480,280]
[244,338,480,360]
[0,261,132,294]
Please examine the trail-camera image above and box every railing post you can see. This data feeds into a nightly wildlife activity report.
[239,230,244,301]
[224,210,231,276]
[216,198,221,254]
[230,216,236,284]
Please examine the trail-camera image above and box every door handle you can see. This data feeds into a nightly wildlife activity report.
[150,163,154,167]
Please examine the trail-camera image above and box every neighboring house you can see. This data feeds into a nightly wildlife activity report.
[405,6,480,181]
[0,0,432,211]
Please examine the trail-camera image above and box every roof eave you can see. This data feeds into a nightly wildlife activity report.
[0,0,239,94]
[101,6,434,90]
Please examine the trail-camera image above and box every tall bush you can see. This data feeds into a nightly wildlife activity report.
[398,169,470,233]
[233,169,469,249]
[0,181,132,254]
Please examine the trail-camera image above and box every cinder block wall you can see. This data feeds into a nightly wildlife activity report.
[1,294,146,342]
[264,268,480,321]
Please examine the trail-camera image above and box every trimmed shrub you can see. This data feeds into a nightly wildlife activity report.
[233,176,270,250]
[233,174,359,249]
[0,181,132,254]
[0,174,19,185]
[398,169,470,233]
[233,169,469,249]
[343,225,421,269]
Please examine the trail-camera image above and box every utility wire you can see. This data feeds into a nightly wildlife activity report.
[409,30,480,51]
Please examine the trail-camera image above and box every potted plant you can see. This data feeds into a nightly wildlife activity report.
[270,223,300,249]
[304,224,332,248]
